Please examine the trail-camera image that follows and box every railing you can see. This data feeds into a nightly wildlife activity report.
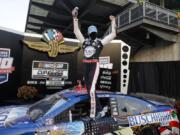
[104,1,179,35]
[144,2,178,26]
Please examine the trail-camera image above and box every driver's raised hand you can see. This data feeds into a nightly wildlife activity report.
[72,7,79,18]
[109,15,115,21]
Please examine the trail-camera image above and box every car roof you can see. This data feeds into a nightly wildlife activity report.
[57,88,124,99]
[50,88,172,107]
[130,92,175,106]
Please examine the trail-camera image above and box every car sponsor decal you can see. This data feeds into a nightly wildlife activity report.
[84,46,96,58]
[128,111,173,127]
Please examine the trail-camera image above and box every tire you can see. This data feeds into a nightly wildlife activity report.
[138,125,160,135]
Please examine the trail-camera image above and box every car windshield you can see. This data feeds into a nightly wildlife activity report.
[116,96,156,116]
[28,93,67,120]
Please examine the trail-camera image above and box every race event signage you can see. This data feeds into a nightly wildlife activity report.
[97,56,113,91]
[98,69,112,91]
[0,48,15,84]
[128,111,173,127]
[23,29,79,58]
[32,61,69,80]
[99,56,110,65]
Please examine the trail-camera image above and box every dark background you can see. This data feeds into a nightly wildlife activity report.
[0,29,23,99]
[129,62,180,99]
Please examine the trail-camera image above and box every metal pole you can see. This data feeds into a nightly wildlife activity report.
[129,9,131,24]
[160,0,165,8]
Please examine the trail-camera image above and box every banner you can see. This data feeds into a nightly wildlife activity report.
[0,48,15,84]
[97,69,113,91]
[97,56,113,91]
[31,61,69,89]
[32,61,69,80]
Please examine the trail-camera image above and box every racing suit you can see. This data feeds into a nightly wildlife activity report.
[73,17,116,118]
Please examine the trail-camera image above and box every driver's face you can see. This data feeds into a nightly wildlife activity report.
[89,32,97,40]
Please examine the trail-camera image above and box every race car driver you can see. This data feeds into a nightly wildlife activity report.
[72,7,117,118]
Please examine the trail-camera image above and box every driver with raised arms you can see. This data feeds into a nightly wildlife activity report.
[72,7,116,118]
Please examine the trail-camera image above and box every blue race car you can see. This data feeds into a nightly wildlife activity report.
[0,89,178,135]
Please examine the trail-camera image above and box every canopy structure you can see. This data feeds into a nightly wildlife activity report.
[25,0,131,38]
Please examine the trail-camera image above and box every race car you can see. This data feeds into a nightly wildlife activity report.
[0,88,179,135]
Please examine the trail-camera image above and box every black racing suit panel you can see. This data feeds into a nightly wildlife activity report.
[82,39,103,114]
[82,39,103,60]
[82,38,103,91]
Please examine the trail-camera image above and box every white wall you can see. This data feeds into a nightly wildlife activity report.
[131,33,180,62]
[0,0,30,32]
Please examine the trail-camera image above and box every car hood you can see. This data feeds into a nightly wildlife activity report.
[0,105,29,127]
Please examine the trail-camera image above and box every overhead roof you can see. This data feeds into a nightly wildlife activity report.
[25,0,130,38]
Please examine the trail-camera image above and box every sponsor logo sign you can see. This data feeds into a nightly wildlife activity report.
[99,56,113,69]
[0,48,15,84]
[32,61,69,80]
[99,56,110,65]
[128,111,173,127]
[97,56,113,91]
[84,46,96,58]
